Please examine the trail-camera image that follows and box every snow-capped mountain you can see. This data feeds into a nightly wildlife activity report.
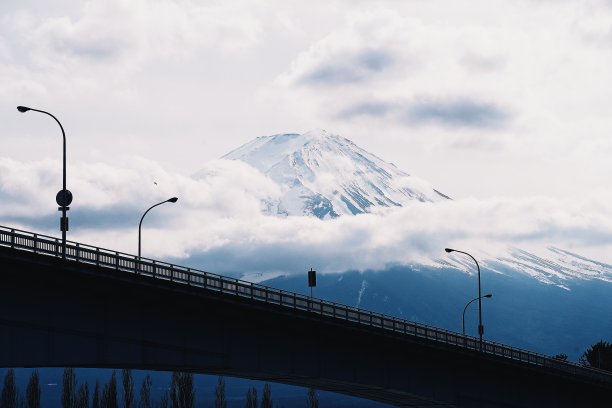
[220,129,449,218]
[193,128,612,288]
[184,129,612,360]
[195,130,612,289]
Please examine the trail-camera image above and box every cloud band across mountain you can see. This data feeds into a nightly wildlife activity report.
[1,155,611,283]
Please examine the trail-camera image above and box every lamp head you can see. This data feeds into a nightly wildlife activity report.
[167,197,178,203]
[444,248,454,253]
[17,106,31,113]
[484,294,493,298]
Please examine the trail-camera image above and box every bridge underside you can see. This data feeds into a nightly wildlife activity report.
[1,246,609,407]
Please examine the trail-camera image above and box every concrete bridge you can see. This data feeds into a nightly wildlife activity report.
[1,225,610,407]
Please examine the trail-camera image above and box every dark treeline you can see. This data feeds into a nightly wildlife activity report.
[0,369,320,408]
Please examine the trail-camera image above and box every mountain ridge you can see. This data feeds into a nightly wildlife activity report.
[219,129,450,218]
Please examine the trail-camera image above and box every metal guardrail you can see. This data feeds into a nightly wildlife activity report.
[1,225,611,384]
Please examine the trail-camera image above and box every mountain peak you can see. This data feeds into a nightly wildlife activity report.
[300,129,346,143]
[303,128,331,138]
[218,130,450,218]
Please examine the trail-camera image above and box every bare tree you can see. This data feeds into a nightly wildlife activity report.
[261,384,272,408]
[75,383,89,408]
[101,371,118,408]
[92,381,100,408]
[1,369,18,408]
[214,377,227,408]
[139,375,152,408]
[170,372,194,408]
[245,387,258,408]
[25,371,41,408]
[122,369,134,408]
[62,368,77,408]
[306,387,319,408]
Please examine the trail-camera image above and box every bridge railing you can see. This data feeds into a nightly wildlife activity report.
[1,225,610,383]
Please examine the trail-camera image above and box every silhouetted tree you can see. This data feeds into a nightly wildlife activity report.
[139,375,152,408]
[92,381,100,408]
[1,369,18,408]
[170,372,194,408]
[100,371,118,408]
[553,353,568,361]
[306,387,318,408]
[580,340,612,371]
[122,369,134,408]
[76,383,89,408]
[214,377,226,408]
[25,371,41,408]
[261,384,272,408]
[62,368,77,408]
[245,387,258,408]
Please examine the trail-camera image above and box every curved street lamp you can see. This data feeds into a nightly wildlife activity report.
[17,106,72,259]
[138,197,178,261]
[463,294,492,337]
[446,247,486,351]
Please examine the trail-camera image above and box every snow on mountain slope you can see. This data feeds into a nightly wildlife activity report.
[192,129,611,288]
[489,247,612,288]
[218,129,449,218]
[435,247,612,289]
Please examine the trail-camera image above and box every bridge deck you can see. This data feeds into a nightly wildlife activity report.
[1,225,609,384]
[0,227,612,406]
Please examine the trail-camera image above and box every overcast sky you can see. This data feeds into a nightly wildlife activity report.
[1,0,612,271]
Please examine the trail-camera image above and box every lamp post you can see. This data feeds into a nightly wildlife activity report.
[446,247,486,351]
[463,294,492,337]
[17,106,71,259]
[138,197,178,261]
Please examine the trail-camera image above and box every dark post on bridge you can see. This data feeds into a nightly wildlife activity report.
[17,106,72,259]
[308,267,316,298]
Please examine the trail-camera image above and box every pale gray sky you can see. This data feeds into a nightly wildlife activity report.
[1,0,612,267]
[1,0,611,199]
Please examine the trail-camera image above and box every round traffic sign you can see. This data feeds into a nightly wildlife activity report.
[56,189,73,207]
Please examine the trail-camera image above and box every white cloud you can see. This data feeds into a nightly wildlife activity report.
[1,0,611,245]
[265,1,612,202]
[1,157,611,277]
[280,10,410,86]
[1,0,262,78]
